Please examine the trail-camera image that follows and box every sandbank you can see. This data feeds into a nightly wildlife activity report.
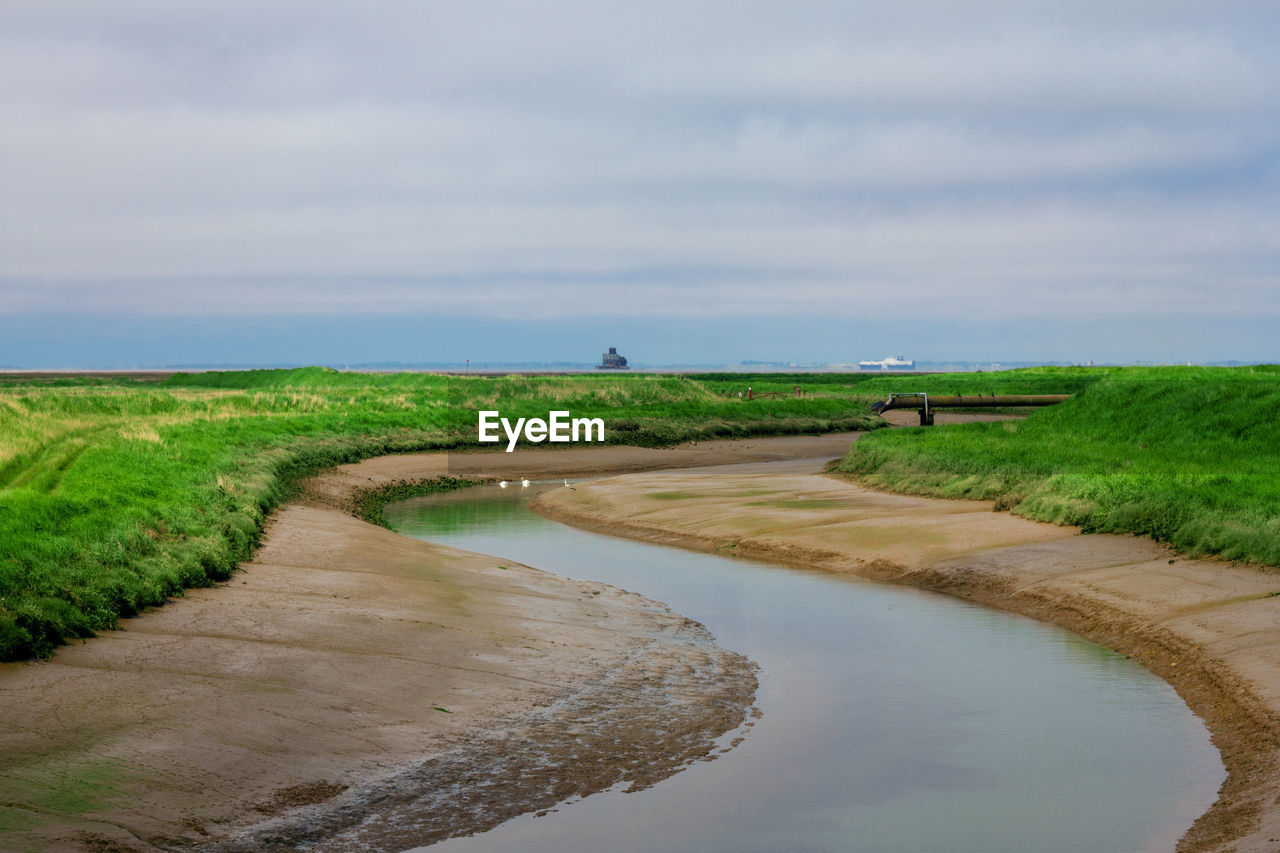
[0,435,852,852]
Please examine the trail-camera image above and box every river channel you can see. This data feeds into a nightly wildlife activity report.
[384,479,1223,853]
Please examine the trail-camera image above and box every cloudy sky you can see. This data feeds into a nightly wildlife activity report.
[1,1,1276,367]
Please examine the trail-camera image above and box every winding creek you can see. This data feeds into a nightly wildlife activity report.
[385,478,1224,853]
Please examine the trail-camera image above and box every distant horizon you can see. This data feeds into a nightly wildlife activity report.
[2,310,1276,372]
[2,357,1273,374]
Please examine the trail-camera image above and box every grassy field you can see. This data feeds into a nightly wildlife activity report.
[687,367,1105,397]
[8,364,1276,662]
[838,365,1280,567]
[0,368,880,660]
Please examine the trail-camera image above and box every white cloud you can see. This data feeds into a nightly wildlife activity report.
[0,0,1276,340]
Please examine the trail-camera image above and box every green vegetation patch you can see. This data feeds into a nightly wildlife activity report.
[749,498,865,510]
[0,804,40,835]
[0,368,881,661]
[838,365,1280,566]
[0,756,135,829]
[353,477,477,528]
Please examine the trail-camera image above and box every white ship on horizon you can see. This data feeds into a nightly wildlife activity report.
[858,355,915,371]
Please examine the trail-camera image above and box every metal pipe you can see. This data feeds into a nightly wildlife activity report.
[873,394,1070,412]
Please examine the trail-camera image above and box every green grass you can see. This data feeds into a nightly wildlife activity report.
[837,365,1280,567]
[686,366,1104,396]
[353,477,478,529]
[0,367,881,660]
[0,755,136,835]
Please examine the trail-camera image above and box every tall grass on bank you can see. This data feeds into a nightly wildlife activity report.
[838,366,1280,567]
[0,368,880,661]
[687,366,1105,397]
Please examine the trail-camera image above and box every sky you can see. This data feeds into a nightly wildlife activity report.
[1,1,1277,368]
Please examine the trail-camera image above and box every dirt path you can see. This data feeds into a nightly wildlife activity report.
[0,435,852,852]
[531,452,1280,853]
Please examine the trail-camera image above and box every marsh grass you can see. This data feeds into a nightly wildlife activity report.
[0,367,880,660]
[838,365,1280,566]
[353,477,477,529]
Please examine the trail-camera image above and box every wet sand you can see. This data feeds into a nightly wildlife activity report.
[0,436,851,852]
[3,429,1277,851]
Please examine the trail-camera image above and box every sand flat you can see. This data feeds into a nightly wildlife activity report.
[1,506,748,850]
[2,435,864,851]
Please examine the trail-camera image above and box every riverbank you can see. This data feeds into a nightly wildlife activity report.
[0,435,853,852]
[531,452,1280,852]
[843,366,1280,568]
[5,428,1273,850]
[0,368,884,662]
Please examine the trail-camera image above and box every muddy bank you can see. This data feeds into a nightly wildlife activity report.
[531,456,1280,853]
[0,435,857,852]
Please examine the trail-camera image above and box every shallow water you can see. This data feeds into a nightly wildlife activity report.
[386,481,1223,853]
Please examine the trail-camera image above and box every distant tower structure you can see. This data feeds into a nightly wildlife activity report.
[598,347,630,370]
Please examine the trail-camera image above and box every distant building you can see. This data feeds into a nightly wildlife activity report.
[598,347,630,370]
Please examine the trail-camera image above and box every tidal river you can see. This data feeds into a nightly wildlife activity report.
[384,481,1223,853]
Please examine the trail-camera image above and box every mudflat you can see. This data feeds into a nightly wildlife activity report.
[0,435,852,852]
[532,445,1280,853]
[5,429,1277,851]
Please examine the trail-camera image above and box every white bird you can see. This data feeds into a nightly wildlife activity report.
[498,481,508,489]
[564,479,576,490]
[521,478,531,487]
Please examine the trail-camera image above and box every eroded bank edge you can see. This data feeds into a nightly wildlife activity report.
[527,487,1280,853]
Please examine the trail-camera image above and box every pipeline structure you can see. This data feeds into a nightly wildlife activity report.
[871,393,1071,426]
